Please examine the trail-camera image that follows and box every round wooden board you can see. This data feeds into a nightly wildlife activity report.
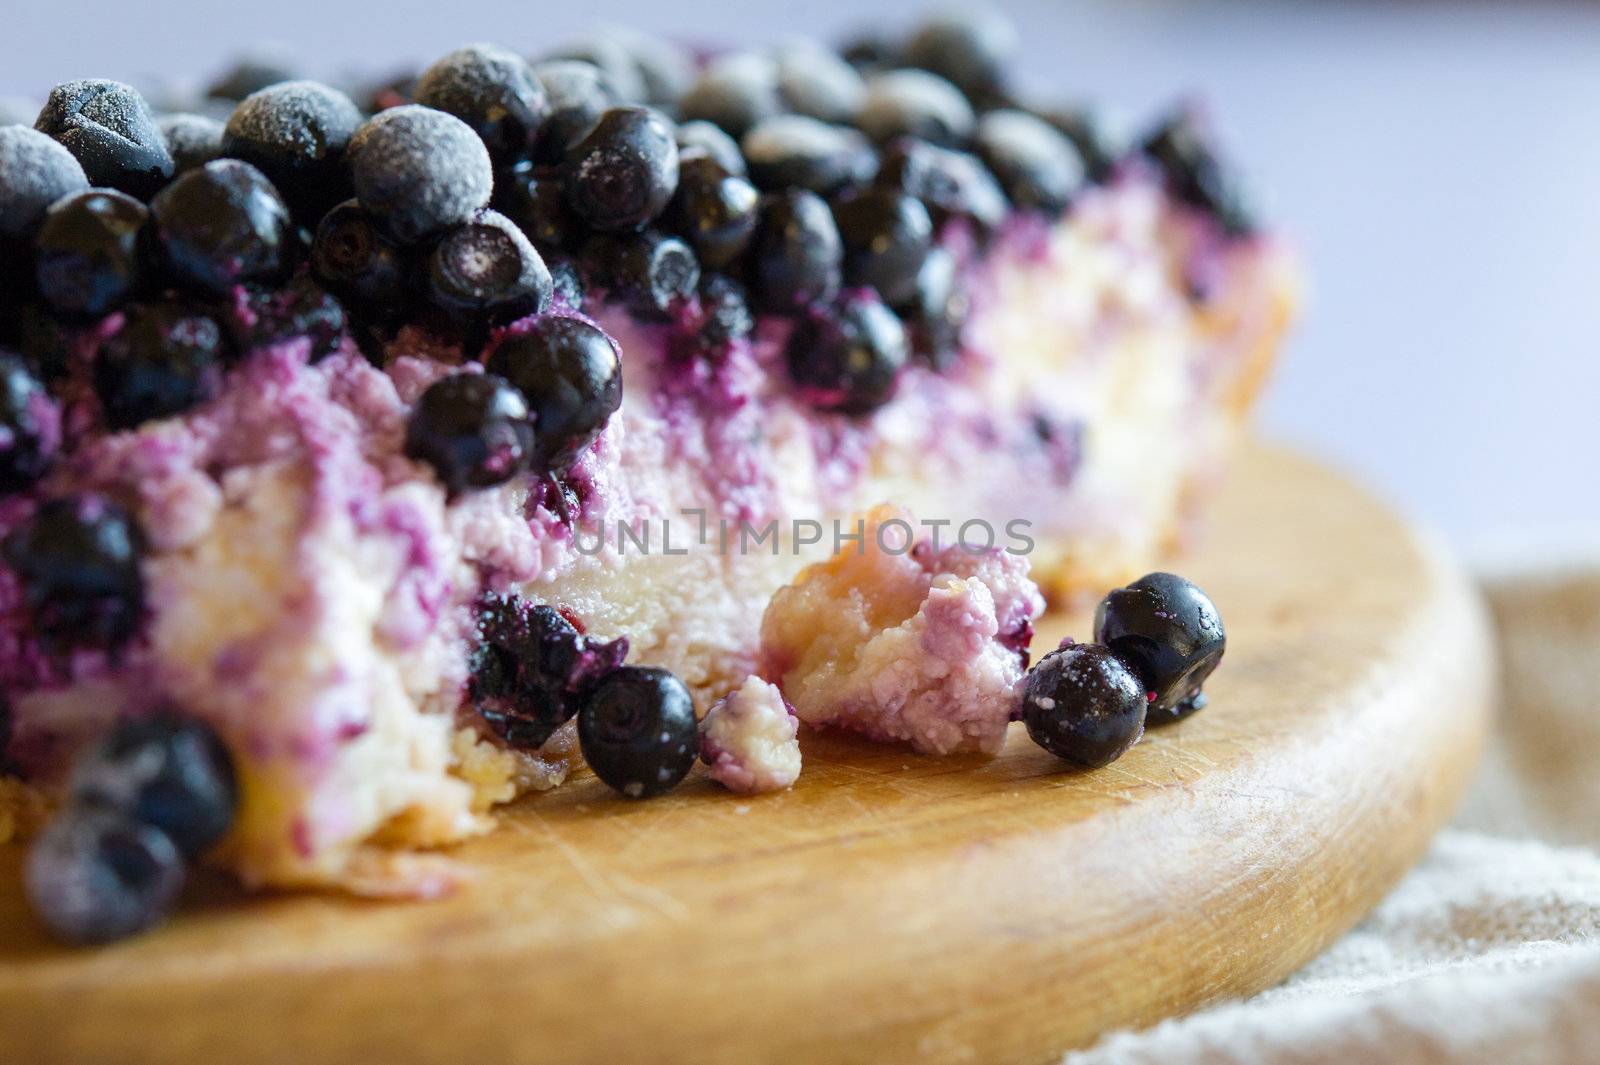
[0,443,1494,1064]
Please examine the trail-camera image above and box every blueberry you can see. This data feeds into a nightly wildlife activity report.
[230,274,347,362]
[206,56,296,102]
[679,53,783,140]
[1141,108,1255,237]
[95,301,225,429]
[2,494,144,650]
[222,81,362,221]
[70,715,237,859]
[663,155,758,270]
[856,70,976,147]
[424,209,553,327]
[157,113,225,174]
[975,109,1084,214]
[25,805,185,944]
[599,27,695,109]
[1022,643,1147,768]
[696,272,754,347]
[1044,106,1126,183]
[786,290,907,413]
[405,372,532,495]
[494,164,578,251]
[485,315,622,472]
[347,105,495,243]
[561,107,679,233]
[32,189,148,320]
[311,198,411,316]
[543,35,648,106]
[1094,572,1226,726]
[876,138,1008,234]
[530,60,620,166]
[775,41,866,124]
[0,125,89,242]
[903,8,1019,100]
[34,80,174,199]
[831,186,933,307]
[675,120,747,178]
[0,353,58,490]
[900,246,966,369]
[749,188,842,312]
[469,593,629,749]
[838,30,898,72]
[577,665,697,799]
[741,114,877,196]
[149,159,293,296]
[415,45,548,166]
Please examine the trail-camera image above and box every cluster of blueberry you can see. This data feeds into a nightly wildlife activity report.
[0,10,1253,499]
[1022,572,1227,769]
[468,595,700,799]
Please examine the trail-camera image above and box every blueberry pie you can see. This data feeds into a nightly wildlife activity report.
[0,9,1292,939]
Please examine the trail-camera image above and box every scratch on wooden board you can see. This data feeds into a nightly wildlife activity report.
[513,811,691,923]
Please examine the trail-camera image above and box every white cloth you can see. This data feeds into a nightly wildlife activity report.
[1067,565,1600,1065]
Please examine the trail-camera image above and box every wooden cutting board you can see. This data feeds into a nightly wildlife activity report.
[0,443,1494,1064]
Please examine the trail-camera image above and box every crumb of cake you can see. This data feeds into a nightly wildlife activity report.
[758,505,1044,756]
[700,676,801,793]
[338,847,473,900]
[451,720,577,813]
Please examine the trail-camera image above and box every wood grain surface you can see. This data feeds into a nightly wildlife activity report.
[0,443,1496,1064]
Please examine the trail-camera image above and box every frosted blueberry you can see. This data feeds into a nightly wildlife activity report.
[543,33,648,105]
[974,109,1084,214]
[347,105,494,243]
[530,59,620,165]
[157,113,226,174]
[741,115,876,195]
[856,69,976,147]
[680,53,782,140]
[35,80,174,198]
[903,7,1020,99]
[415,44,548,165]
[676,120,747,178]
[222,80,362,219]
[0,125,90,241]
[775,40,866,124]
[25,805,185,944]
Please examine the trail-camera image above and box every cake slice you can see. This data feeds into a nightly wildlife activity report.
[0,10,1294,935]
